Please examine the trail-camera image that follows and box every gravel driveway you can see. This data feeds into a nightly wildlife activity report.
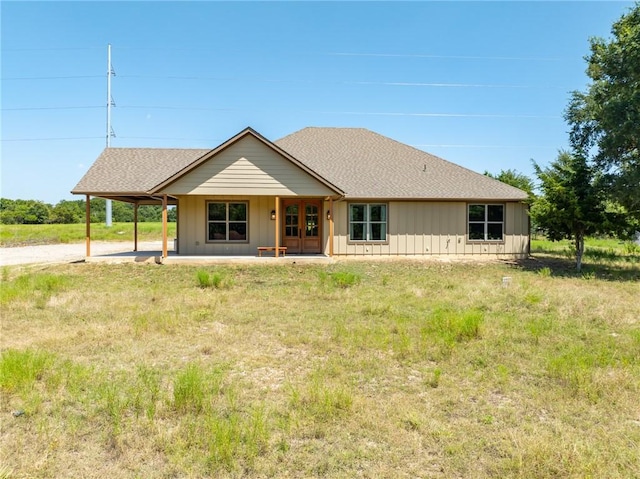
[0,241,164,266]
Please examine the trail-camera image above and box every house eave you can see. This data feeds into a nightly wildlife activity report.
[70,190,178,205]
[342,195,529,202]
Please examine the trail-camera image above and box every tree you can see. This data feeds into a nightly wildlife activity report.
[50,200,84,224]
[531,150,634,272]
[0,197,177,224]
[566,3,640,221]
[484,169,536,200]
[0,199,52,224]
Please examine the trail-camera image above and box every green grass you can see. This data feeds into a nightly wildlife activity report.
[1,256,639,477]
[530,236,639,280]
[0,222,175,247]
[0,349,53,393]
[196,269,231,289]
[0,271,70,308]
[532,236,640,262]
[324,270,362,288]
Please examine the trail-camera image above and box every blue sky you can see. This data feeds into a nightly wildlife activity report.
[1,1,635,204]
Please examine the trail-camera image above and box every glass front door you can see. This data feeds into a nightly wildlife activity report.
[282,200,322,254]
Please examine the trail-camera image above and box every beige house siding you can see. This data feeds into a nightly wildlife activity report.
[161,135,335,197]
[175,197,528,257]
[177,196,278,256]
[327,201,529,256]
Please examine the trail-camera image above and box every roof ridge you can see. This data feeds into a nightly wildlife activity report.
[105,146,211,151]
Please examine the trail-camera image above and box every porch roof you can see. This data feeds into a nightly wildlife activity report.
[71,148,209,200]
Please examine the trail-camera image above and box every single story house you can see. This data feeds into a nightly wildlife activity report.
[72,126,530,259]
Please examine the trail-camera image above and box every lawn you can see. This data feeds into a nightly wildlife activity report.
[1,256,639,478]
[531,235,640,259]
[0,222,175,247]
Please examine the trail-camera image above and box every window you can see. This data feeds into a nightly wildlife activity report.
[207,202,248,242]
[349,204,387,241]
[468,204,504,241]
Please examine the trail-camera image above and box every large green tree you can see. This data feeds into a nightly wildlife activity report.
[531,150,634,272]
[566,3,640,220]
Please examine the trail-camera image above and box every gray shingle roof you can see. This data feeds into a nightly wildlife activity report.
[72,127,528,201]
[72,148,209,194]
[275,127,528,200]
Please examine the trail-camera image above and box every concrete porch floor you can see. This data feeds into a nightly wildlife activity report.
[85,250,334,265]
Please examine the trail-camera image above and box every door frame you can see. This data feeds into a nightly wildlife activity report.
[281,198,323,254]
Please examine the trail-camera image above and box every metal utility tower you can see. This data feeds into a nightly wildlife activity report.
[105,43,116,226]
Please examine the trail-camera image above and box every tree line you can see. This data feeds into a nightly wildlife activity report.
[0,198,177,225]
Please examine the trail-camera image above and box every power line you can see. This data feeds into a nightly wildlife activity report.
[2,75,102,80]
[119,105,238,111]
[348,81,548,89]
[118,136,224,142]
[0,135,559,149]
[307,110,562,119]
[1,104,560,118]
[3,46,566,62]
[118,74,563,89]
[329,52,564,62]
[2,106,103,111]
[412,144,556,149]
[119,105,561,118]
[0,137,103,142]
[0,47,103,51]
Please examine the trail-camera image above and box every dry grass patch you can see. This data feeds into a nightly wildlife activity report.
[1,260,639,478]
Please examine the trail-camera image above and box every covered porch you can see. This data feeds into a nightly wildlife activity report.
[81,193,337,261]
[74,127,345,260]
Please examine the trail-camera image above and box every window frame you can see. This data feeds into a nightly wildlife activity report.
[205,201,249,243]
[348,203,388,243]
[467,203,505,242]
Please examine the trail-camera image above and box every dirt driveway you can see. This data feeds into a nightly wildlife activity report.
[0,241,164,266]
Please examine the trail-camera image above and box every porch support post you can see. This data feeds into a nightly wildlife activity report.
[133,201,139,252]
[329,197,334,257]
[85,195,91,257]
[275,196,280,258]
[162,195,168,258]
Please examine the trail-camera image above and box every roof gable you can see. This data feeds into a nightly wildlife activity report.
[156,132,339,197]
[152,127,343,196]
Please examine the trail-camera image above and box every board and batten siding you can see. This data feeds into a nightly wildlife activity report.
[177,195,278,256]
[161,135,335,197]
[327,201,529,257]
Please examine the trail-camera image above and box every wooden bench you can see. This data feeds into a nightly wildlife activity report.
[257,246,287,257]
